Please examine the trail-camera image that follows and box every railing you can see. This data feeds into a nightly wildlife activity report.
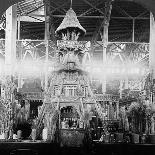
[0,40,149,60]
[95,94,119,102]
[21,92,44,100]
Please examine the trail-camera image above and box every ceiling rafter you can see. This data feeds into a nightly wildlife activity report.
[79,0,105,17]
[115,4,132,18]
[17,0,44,16]
[91,19,104,44]
[79,7,95,17]
[33,0,40,10]
[136,11,149,18]
[50,0,70,14]
[17,2,25,15]
[24,4,44,15]
[51,1,67,14]
[0,0,150,44]
[50,4,65,15]
[28,15,44,22]
[25,13,150,20]
[82,0,104,15]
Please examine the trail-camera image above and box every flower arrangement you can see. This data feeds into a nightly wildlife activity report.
[0,98,12,133]
[127,99,153,134]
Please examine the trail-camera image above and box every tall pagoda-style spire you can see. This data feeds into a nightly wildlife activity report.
[55,8,86,40]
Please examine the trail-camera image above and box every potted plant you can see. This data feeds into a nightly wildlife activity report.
[144,101,155,143]
[127,101,146,143]
[127,98,155,143]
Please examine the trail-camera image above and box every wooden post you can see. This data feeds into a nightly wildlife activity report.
[4,5,17,136]
[150,12,155,103]
[149,12,155,76]
[125,76,128,89]
[119,79,123,98]
[101,1,112,94]
[17,14,20,40]
[5,5,17,75]
[108,101,113,120]
[44,0,50,91]
[132,18,135,43]
[116,101,119,119]
[17,14,22,91]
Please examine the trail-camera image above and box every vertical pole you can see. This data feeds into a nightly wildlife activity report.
[150,12,155,103]
[125,76,128,89]
[107,102,110,120]
[102,1,112,94]
[17,14,21,91]
[57,96,60,143]
[119,79,123,98]
[44,0,50,91]
[5,4,17,136]
[5,4,17,75]
[116,101,119,119]
[108,101,113,120]
[17,14,20,40]
[132,18,135,43]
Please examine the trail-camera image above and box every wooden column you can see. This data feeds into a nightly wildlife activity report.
[101,1,112,94]
[107,102,110,120]
[5,5,17,75]
[108,101,113,120]
[4,5,17,135]
[116,101,119,119]
[125,76,129,89]
[149,12,155,103]
[17,14,22,91]
[119,79,123,98]
[17,14,20,40]
[44,0,50,91]
[132,18,135,43]
[149,12,155,77]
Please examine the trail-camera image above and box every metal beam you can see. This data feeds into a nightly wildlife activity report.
[82,0,104,15]
[79,7,96,17]
[132,19,135,43]
[44,0,50,91]
[115,4,132,18]
[108,41,149,45]
[136,11,149,18]
[33,0,40,10]
[28,15,44,22]
[51,1,67,14]
[24,4,44,16]
[101,1,113,94]
[51,0,70,14]
[17,2,24,15]
[79,0,105,17]
[29,14,150,20]
[51,5,65,15]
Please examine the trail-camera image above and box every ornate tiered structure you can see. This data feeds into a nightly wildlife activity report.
[36,8,96,146]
